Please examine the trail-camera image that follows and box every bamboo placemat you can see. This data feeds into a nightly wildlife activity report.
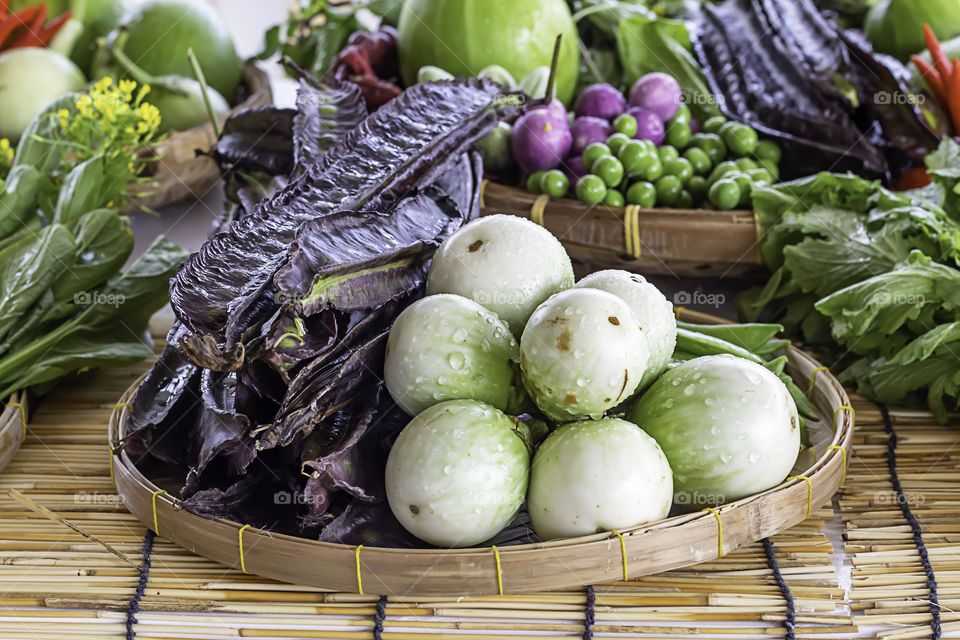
[0,348,956,638]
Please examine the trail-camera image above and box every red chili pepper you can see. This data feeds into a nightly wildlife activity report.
[0,0,8,19]
[950,58,960,134]
[5,2,47,49]
[924,24,953,86]
[33,9,70,46]
[0,4,43,50]
[911,55,948,108]
[894,167,932,191]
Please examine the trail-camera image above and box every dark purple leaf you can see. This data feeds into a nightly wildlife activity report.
[169,79,508,349]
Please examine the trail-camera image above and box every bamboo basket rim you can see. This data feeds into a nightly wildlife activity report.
[481,180,757,220]
[109,309,853,596]
[0,390,28,476]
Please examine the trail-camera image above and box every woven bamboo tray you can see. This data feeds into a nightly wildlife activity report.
[132,63,273,210]
[480,181,766,279]
[0,392,28,475]
[108,308,853,596]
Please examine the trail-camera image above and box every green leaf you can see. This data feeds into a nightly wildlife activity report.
[814,252,960,344]
[0,224,76,344]
[616,15,720,120]
[0,166,41,240]
[53,155,129,227]
[248,24,283,63]
[0,236,187,396]
[12,93,80,177]
[925,137,960,222]
[0,324,155,399]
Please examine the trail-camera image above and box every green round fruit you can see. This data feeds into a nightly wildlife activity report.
[758,159,780,182]
[736,157,758,172]
[626,181,657,208]
[675,189,694,209]
[655,175,683,207]
[708,178,741,210]
[664,120,691,149]
[398,0,580,104]
[664,157,694,185]
[708,160,740,185]
[687,175,708,202]
[702,115,727,134]
[576,174,607,204]
[526,171,546,194]
[604,189,625,206]
[386,399,531,547]
[0,48,85,140]
[683,147,712,175]
[723,124,758,156]
[672,103,691,124]
[540,170,569,198]
[612,113,638,137]
[592,155,624,188]
[657,145,679,163]
[70,0,131,75]
[605,133,630,155]
[617,140,647,175]
[106,0,241,99]
[385,295,525,416]
[582,142,610,170]
[747,167,773,186]
[690,133,727,165]
[638,154,664,181]
[754,139,781,165]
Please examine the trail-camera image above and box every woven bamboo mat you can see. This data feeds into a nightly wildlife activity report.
[0,347,956,638]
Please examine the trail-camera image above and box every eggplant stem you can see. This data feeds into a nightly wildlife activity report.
[543,34,563,106]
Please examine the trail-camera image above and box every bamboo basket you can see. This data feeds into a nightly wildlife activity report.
[0,391,28,475]
[480,181,767,279]
[132,63,273,210]
[108,308,853,596]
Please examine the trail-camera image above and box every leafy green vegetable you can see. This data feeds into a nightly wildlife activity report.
[0,79,182,399]
[617,15,720,120]
[744,139,960,422]
[0,237,187,398]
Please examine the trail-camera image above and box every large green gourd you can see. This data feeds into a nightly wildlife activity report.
[396,0,580,105]
[864,0,960,61]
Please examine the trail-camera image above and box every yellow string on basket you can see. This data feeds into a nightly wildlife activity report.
[491,545,504,596]
[108,445,120,486]
[529,194,549,227]
[151,489,167,535]
[239,524,252,574]
[788,475,813,518]
[806,366,828,399]
[827,445,848,487]
[114,402,132,412]
[6,402,26,439]
[702,508,723,558]
[480,179,489,209]
[834,405,856,432]
[623,205,642,259]
[611,529,628,581]
[674,306,685,320]
[355,544,364,595]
